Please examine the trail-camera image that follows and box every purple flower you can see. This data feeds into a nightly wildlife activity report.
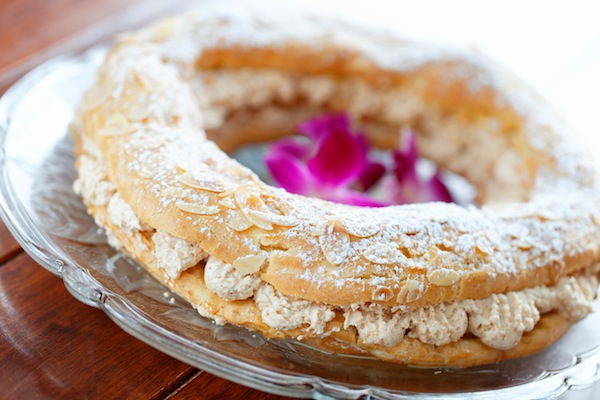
[264,113,453,207]
[386,129,453,204]
[264,113,386,206]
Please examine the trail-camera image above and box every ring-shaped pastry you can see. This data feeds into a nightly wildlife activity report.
[73,4,600,366]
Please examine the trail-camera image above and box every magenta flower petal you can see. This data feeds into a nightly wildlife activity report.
[401,128,419,166]
[298,113,350,141]
[264,112,453,208]
[358,161,386,191]
[265,153,312,195]
[270,137,311,160]
[307,124,365,187]
[387,130,454,204]
[393,130,419,183]
[425,172,453,202]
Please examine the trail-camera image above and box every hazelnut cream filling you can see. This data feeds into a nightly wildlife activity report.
[74,151,598,351]
[204,256,597,350]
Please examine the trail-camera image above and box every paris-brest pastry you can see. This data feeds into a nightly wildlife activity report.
[72,4,600,367]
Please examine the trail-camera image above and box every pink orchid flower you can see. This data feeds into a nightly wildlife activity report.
[386,129,453,204]
[264,113,453,206]
[264,113,386,206]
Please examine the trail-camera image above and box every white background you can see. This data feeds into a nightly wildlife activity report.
[304,0,600,166]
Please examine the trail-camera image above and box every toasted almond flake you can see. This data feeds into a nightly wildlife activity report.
[235,190,274,230]
[309,221,327,237]
[176,201,219,215]
[217,189,235,198]
[245,213,273,230]
[175,159,208,173]
[372,286,394,302]
[319,227,350,265]
[226,209,254,231]
[234,189,264,210]
[517,240,534,251]
[247,210,298,227]
[259,235,288,249]
[233,253,267,275]
[181,171,226,193]
[263,195,293,215]
[362,243,405,264]
[475,238,493,256]
[219,197,237,209]
[425,246,446,268]
[427,269,459,286]
[396,279,424,303]
[341,220,380,238]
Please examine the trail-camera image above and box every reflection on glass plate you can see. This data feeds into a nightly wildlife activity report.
[1,47,600,400]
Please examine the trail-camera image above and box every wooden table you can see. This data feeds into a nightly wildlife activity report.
[0,0,292,398]
[1,1,598,399]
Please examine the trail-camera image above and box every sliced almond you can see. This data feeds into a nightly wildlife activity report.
[319,226,350,265]
[246,210,298,227]
[226,209,254,231]
[234,189,274,230]
[262,195,293,215]
[259,235,288,250]
[475,238,493,256]
[233,253,267,275]
[181,171,226,193]
[176,201,219,215]
[426,246,445,268]
[244,212,273,231]
[219,196,237,209]
[372,286,394,302]
[341,219,380,238]
[396,279,424,303]
[175,159,208,173]
[516,240,534,251]
[309,221,327,237]
[427,269,459,286]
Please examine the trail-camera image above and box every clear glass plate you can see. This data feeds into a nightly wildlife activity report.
[1,47,600,400]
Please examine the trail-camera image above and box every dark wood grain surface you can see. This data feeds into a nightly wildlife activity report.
[0,0,294,398]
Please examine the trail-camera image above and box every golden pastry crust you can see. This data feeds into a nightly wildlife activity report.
[73,4,600,366]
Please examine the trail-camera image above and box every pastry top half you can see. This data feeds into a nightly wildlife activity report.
[74,3,600,312]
